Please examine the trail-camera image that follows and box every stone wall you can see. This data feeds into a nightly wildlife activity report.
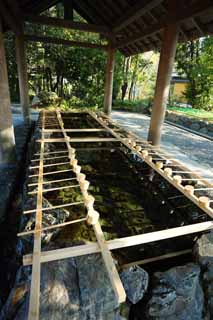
[0,122,33,223]
[165,110,213,138]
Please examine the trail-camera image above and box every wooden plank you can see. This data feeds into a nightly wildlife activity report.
[28,177,76,186]
[34,150,68,156]
[113,0,162,33]
[28,111,45,320]
[115,0,213,49]
[28,184,79,195]
[18,217,87,237]
[182,178,213,182]
[29,169,73,178]
[24,34,107,50]
[23,201,84,215]
[93,222,126,303]
[191,17,205,36]
[88,112,213,218]
[31,155,69,162]
[43,128,106,132]
[55,110,126,304]
[122,249,191,268]
[36,137,118,143]
[24,14,110,35]
[95,113,213,188]
[23,220,213,266]
[30,161,70,169]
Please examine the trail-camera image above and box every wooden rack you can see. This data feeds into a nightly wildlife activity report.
[24,110,126,320]
[21,110,213,320]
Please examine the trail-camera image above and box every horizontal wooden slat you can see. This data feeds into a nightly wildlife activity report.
[24,14,111,34]
[36,137,118,143]
[24,34,108,50]
[23,220,213,265]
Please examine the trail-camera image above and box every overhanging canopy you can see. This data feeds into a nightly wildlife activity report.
[0,0,213,56]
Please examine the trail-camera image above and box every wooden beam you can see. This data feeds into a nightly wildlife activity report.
[63,0,73,20]
[18,217,86,237]
[148,23,179,145]
[74,0,108,27]
[93,222,126,303]
[191,17,205,36]
[23,201,84,215]
[0,0,21,35]
[113,0,162,33]
[28,111,45,320]
[29,168,73,178]
[30,161,70,169]
[43,128,106,132]
[23,220,213,265]
[176,0,213,21]
[24,14,111,35]
[0,18,16,164]
[28,184,79,195]
[36,137,118,143]
[24,34,107,50]
[16,33,30,122]
[115,0,213,49]
[116,21,163,49]
[122,249,192,268]
[88,112,213,217]
[55,109,126,304]
[25,0,58,14]
[104,45,115,115]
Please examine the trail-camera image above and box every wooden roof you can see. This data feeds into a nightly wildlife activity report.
[1,0,213,56]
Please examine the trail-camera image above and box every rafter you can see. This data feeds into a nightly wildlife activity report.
[0,0,22,34]
[115,0,213,49]
[191,17,205,36]
[113,0,162,33]
[24,34,108,50]
[24,0,58,14]
[24,14,111,35]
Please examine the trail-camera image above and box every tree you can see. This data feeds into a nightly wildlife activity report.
[175,38,213,110]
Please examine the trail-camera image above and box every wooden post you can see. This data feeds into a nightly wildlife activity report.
[16,33,30,122]
[148,23,179,145]
[104,45,115,115]
[63,0,73,20]
[0,19,16,163]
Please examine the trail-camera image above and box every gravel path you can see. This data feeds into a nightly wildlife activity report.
[112,111,213,179]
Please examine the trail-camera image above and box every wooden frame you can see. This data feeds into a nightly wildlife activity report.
[24,34,108,50]
[88,111,213,217]
[22,110,213,319]
[28,111,45,320]
[24,220,213,265]
[24,14,111,35]
[37,137,118,143]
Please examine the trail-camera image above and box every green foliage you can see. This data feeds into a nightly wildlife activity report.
[113,99,151,114]
[168,106,213,121]
[37,91,59,105]
[175,38,213,111]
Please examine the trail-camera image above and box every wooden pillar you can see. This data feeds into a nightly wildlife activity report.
[16,33,30,122]
[0,20,16,163]
[63,0,73,20]
[104,45,115,115]
[148,23,179,145]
